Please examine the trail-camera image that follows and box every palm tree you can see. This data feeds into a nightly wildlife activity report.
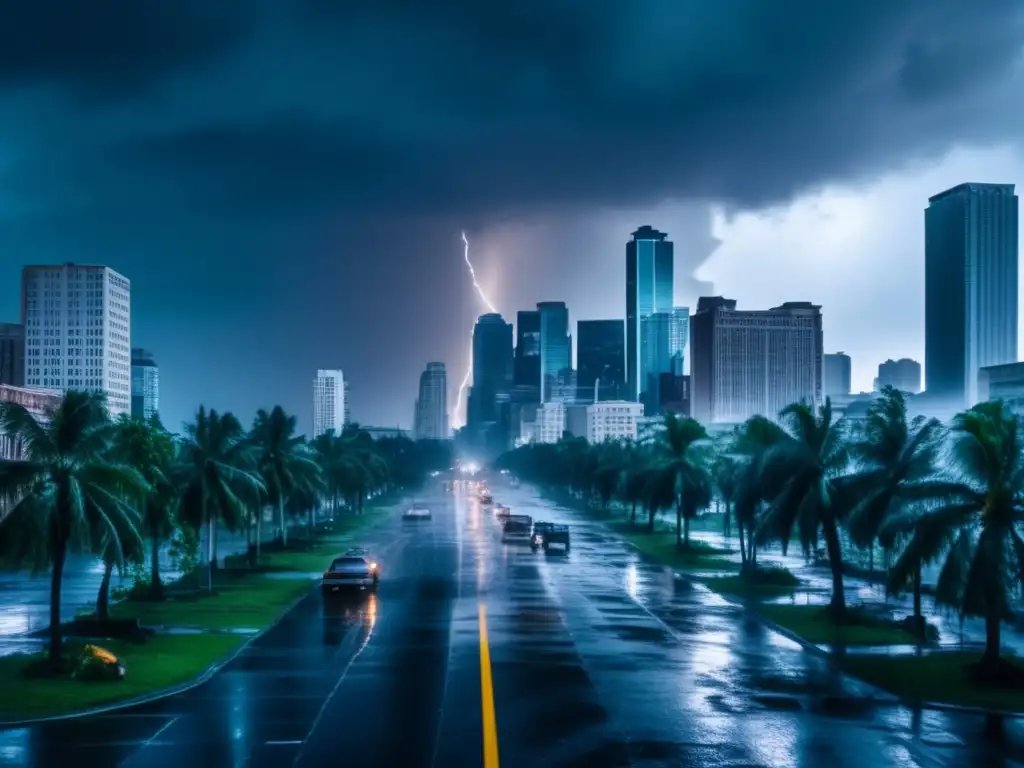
[891,401,1024,678]
[94,527,144,622]
[250,407,322,546]
[114,414,178,600]
[845,387,944,632]
[0,391,146,668]
[176,407,263,588]
[756,399,853,617]
[730,416,788,569]
[652,414,712,549]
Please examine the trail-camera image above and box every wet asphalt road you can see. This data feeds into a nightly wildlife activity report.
[3,482,1024,767]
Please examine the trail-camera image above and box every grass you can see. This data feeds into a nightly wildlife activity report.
[110,573,314,630]
[617,526,736,571]
[0,634,245,721]
[757,604,919,646]
[839,652,1024,712]
[702,572,800,598]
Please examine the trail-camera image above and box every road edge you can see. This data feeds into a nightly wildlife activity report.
[0,582,316,728]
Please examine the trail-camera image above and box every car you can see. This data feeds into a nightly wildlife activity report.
[322,555,379,593]
[479,491,493,505]
[402,505,432,521]
[493,504,511,520]
[502,514,533,543]
[531,522,570,553]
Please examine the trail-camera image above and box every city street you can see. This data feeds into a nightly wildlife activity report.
[2,484,1023,767]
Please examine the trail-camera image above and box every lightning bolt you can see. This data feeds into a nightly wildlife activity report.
[454,231,497,429]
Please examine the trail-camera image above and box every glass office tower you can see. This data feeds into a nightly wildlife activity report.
[537,302,571,402]
[626,226,674,403]
[577,319,625,403]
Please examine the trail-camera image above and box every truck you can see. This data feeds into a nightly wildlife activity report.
[531,521,570,553]
[501,514,533,544]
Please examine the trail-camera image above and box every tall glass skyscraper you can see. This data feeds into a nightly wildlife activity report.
[131,348,159,420]
[576,319,625,403]
[514,309,541,389]
[925,183,1019,406]
[469,313,513,425]
[626,226,674,402]
[537,302,571,402]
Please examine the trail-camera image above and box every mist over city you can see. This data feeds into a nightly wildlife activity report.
[1,3,1024,767]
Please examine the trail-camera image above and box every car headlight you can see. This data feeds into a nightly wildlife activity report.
[369,562,378,571]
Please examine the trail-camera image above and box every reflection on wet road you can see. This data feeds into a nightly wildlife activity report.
[3,483,1024,766]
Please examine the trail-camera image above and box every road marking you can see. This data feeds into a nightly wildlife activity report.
[478,602,500,768]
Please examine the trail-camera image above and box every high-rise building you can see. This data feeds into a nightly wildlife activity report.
[130,348,159,420]
[626,226,674,402]
[641,312,674,400]
[576,319,625,403]
[0,323,25,387]
[21,264,131,415]
[669,307,690,375]
[824,352,852,398]
[691,297,823,424]
[535,401,566,444]
[313,369,345,437]
[926,183,1019,406]
[514,310,541,390]
[414,362,448,440]
[877,358,922,394]
[469,313,513,426]
[537,302,571,402]
[343,379,351,426]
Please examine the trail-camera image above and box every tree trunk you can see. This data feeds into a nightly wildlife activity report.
[737,518,747,565]
[675,501,683,549]
[683,512,691,549]
[983,608,1002,665]
[723,502,731,537]
[96,559,114,622]
[912,565,922,619]
[256,507,263,561]
[210,517,219,569]
[151,534,164,601]
[822,517,846,618]
[630,503,637,527]
[278,497,288,546]
[647,505,656,533]
[48,518,68,670]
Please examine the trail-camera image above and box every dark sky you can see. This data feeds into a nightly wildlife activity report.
[0,1,1021,433]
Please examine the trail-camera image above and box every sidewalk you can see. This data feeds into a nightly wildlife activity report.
[689,528,1024,656]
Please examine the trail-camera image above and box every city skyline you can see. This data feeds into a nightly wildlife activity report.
[0,5,1021,434]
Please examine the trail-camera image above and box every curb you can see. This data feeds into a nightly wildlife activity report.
[617,536,1024,720]
[0,582,317,728]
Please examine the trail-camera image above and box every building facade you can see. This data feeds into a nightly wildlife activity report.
[469,313,513,426]
[513,309,541,391]
[978,362,1024,411]
[414,362,449,440]
[925,183,1019,407]
[586,401,643,444]
[877,358,922,394]
[313,369,345,437]
[537,302,571,403]
[535,401,566,444]
[0,384,61,460]
[130,348,159,420]
[21,264,132,415]
[823,352,852,398]
[576,319,625,404]
[0,323,25,387]
[626,226,674,402]
[669,307,689,375]
[691,297,823,424]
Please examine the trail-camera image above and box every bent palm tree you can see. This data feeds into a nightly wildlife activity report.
[176,407,263,588]
[757,400,853,617]
[893,401,1024,677]
[653,414,711,550]
[0,391,146,668]
[251,407,321,545]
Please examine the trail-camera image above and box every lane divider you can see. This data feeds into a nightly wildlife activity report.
[478,602,500,768]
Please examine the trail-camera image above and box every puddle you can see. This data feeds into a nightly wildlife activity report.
[263,571,319,580]
[156,626,259,635]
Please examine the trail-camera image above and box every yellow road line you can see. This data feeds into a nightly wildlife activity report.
[478,602,500,768]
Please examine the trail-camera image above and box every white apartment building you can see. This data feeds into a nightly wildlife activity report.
[313,369,345,437]
[586,400,643,444]
[535,401,565,444]
[22,264,132,415]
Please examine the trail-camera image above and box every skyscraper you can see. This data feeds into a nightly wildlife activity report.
[343,379,351,426]
[537,302,571,402]
[469,313,513,426]
[313,369,345,437]
[414,362,449,440]
[823,352,852,397]
[576,319,625,403]
[925,183,1019,405]
[669,307,690,375]
[626,226,674,402]
[513,309,541,390]
[130,348,159,420]
[0,323,24,387]
[691,298,823,424]
[21,264,131,415]
[878,358,922,394]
